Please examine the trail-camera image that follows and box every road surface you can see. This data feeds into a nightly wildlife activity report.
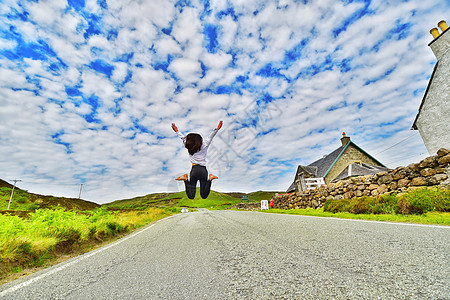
[1,209,449,299]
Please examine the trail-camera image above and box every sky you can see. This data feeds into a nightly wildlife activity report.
[1,0,449,203]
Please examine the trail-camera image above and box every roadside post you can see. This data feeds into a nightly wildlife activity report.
[261,200,269,210]
[7,179,22,211]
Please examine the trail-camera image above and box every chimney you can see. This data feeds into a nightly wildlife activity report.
[341,132,350,146]
[438,20,448,32]
[430,28,440,39]
[429,20,450,60]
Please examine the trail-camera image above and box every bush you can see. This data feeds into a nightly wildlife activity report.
[325,197,384,214]
[369,194,398,214]
[324,188,450,215]
[398,188,450,214]
[25,203,40,211]
[324,199,350,213]
[349,197,371,214]
[15,196,27,204]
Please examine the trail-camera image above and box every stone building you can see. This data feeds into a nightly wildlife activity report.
[287,133,388,193]
[412,20,450,155]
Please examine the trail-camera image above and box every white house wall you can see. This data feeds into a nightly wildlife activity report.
[416,28,450,155]
[416,57,450,155]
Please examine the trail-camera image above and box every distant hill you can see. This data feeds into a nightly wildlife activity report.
[0,179,100,211]
[0,179,13,189]
[0,178,281,212]
[105,190,281,210]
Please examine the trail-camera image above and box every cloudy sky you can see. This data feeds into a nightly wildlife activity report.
[0,0,448,203]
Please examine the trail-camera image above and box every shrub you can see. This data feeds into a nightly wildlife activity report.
[349,197,371,214]
[398,188,450,214]
[15,196,27,204]
[324,188,450,215]
[324,199,351,213]
[25,203,40,211]
[0,187,11,196]
[369,194,399,214]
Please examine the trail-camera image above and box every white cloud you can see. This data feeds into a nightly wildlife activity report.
[171,7,202,45]
[0,0,448,202]
[169,57,202,83]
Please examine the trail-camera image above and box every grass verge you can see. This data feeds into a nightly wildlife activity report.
[262,208,450,226]
[0,207,176,284]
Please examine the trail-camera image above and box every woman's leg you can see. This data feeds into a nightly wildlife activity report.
[184,179,196,199]
[184,165,204,199]
[200,179,212,199]
[199,167,214,199]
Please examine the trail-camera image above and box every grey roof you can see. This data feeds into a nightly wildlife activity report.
[332,162,390,182]
[306,145,346,178]
[286,182,295,193]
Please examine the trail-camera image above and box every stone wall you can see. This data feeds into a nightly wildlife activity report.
[274,148,450,210]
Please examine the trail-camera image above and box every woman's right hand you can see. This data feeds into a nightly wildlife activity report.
[171,123,178,132]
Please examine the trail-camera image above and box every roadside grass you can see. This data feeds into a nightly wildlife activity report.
[263,208,450,226]
[256,187,450,226]
[0,207,176,284]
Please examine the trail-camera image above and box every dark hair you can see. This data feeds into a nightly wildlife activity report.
[185,133,203,155]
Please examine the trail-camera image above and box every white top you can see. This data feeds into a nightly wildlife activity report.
[177,128,219,166]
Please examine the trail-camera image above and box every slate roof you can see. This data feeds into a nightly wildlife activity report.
[306,145,346,178]
[286,182,295,193]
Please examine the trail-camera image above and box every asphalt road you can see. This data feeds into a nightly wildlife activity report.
[1,209,449,299]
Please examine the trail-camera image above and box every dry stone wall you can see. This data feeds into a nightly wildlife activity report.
[273,148,450,210]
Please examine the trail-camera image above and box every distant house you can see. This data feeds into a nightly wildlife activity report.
[412,20,450,155]
[287,133,389,193]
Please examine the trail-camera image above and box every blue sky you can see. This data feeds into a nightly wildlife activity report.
[0,0,449,203]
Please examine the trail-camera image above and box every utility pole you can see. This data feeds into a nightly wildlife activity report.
[78,183,84,199]
[7,179,22,211]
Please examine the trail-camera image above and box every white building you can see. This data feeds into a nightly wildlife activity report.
[412,20,450,155]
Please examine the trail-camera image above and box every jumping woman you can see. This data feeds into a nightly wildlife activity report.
[171,121,223,199]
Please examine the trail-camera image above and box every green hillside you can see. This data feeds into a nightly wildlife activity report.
[105,190,281,210]
[0,179,100,212]
[106,189,240,210]
[1,178,280,212]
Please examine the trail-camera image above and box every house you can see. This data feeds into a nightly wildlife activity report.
[412,20,450,155]
[287,133,389,193]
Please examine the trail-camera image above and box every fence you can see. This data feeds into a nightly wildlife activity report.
[305,178,325,190]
